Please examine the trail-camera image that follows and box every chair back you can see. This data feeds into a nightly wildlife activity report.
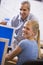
[0,38,9,65]
[37,29,40,58]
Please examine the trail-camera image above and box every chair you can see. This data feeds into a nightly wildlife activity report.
[37,30,43,59]
[37,29,40,58]
[39,40,43,58]
[0,38,9,65]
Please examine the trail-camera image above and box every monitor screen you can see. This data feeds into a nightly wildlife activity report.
[0,25,14,46]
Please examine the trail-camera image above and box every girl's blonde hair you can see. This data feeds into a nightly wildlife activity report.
[25,20,39,36]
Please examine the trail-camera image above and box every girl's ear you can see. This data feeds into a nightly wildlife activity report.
[32,31,35,36]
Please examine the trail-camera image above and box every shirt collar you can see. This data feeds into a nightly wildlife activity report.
[18,14,30,22]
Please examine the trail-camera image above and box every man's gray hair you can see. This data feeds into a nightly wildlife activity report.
[21,1,30,10]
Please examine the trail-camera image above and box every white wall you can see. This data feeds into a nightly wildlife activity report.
[0,0,43,40]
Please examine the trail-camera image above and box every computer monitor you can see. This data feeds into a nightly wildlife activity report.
[0,25,14,46]
[0,38,9,65]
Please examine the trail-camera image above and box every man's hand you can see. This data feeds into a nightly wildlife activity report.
[0,22,7,25]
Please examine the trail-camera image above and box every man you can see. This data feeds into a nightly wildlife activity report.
[11,1,37,47]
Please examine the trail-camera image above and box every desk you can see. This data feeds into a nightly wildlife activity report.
[5,60,16,65]
[5,56,18,65]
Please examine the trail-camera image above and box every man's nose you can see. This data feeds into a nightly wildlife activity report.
[20,10,24,14]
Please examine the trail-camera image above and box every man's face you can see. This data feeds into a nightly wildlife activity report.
[20,3,30,20]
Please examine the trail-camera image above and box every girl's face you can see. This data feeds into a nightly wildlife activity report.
[22,23,34,39]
